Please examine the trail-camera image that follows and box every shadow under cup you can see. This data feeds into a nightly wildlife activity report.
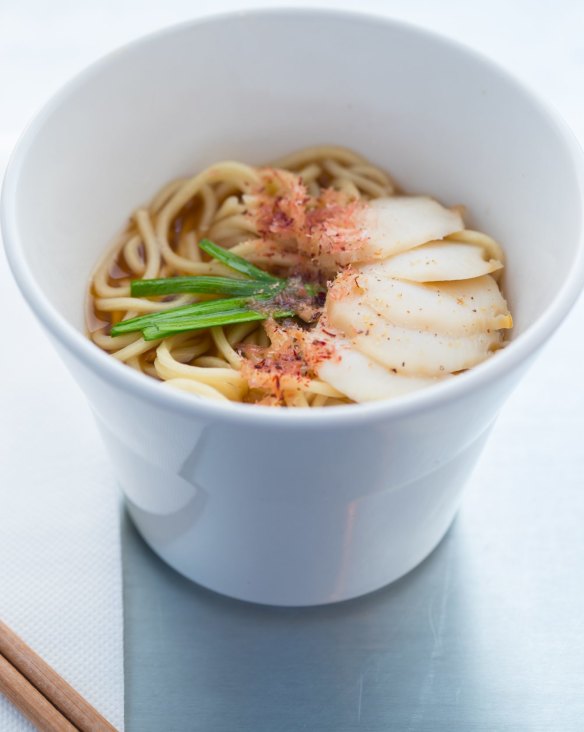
[2,10,584,605]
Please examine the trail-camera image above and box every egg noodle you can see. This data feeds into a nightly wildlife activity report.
[88,146,506,407]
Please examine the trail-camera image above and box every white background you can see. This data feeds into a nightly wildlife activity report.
[1,2,584,730]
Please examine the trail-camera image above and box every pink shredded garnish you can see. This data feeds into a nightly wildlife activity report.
[253,169,309,241]
[301,190,368,263]
[246,169,371,272]
[239,319,335,404]
[326,266,358,301]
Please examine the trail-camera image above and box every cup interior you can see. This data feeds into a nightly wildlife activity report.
[5,11,584,345]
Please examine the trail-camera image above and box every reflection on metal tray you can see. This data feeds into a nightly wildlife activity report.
[122,465,584,732]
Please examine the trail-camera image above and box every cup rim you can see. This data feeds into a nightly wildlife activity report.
[3,6,584,429]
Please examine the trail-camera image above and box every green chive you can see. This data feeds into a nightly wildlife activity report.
[141,307,294,341]
[198,239,282,282]
[131,276,285,298]
[110,296,268,336]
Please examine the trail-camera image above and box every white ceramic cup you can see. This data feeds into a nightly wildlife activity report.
[3,10,584,606]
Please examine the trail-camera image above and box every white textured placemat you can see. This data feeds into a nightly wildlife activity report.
[0,248,124,730]
[0,5,129,728]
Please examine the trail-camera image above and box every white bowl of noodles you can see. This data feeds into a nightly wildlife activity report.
[2,9,584,605]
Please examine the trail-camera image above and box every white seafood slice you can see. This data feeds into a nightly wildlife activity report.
[353,270,513,336]
[355,196,464,262]
[369,241,503,282]
[311,334,442,402]
[328,296,502,376]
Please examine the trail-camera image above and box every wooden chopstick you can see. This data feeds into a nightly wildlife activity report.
[0,654,77,731]
[0,619,117,732]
